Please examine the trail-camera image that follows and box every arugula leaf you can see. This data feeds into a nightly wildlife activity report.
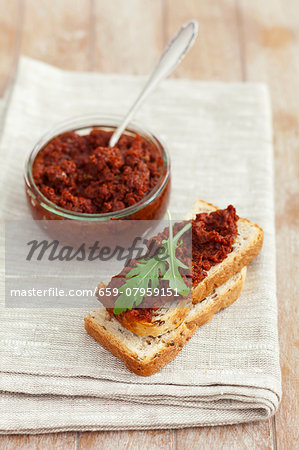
[113,211,191,314]
[162,211,191,296]
[113,257,166,314]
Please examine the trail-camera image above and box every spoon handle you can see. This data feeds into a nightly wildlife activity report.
[109,20,198,147]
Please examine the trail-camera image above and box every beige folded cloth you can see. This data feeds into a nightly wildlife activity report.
[0,57,280,433]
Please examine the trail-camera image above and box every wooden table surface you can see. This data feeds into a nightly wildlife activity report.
[0,0,298,448]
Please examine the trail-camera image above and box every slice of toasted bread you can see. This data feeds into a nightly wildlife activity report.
[114,200,263,337]
[186,200,263,304]
[85,268,246,376]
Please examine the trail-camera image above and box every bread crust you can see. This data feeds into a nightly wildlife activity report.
[84,269,246,376]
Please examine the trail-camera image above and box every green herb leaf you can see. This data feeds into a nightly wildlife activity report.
[113,257,166,314]
[162,211,191,296]
[113,211,191,314]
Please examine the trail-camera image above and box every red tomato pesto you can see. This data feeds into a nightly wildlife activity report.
[32,129,164,214]
[192,204,238,286]
[107,205,239,323]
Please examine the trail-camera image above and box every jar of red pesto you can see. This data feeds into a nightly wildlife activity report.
[24,115,171,222]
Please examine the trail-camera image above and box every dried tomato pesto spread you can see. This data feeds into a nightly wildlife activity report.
[192,204,238,286]
[32,129,163,214]
[107,205,239,322]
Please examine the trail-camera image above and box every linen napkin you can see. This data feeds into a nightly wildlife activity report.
[0,57,280,433]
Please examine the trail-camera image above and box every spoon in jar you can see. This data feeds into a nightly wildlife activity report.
[108,20,198,147]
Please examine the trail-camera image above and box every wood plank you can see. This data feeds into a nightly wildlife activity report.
[0,0,22,94]
[79,429,175,450]
[0,0,90,446]
[165,0,243,80]
[80,2,169,447]
[238,0,299,448]
[20,0,92,70]
[0,432,76,449]
[177,422,274,450]
[93,0,164,74]
[169,0,274,447]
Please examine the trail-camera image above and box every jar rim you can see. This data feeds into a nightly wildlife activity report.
[24,114,171,221]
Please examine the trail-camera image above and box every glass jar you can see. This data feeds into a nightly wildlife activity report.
[24,115,171,222]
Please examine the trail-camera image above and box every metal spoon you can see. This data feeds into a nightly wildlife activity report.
[109,20,198,147]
